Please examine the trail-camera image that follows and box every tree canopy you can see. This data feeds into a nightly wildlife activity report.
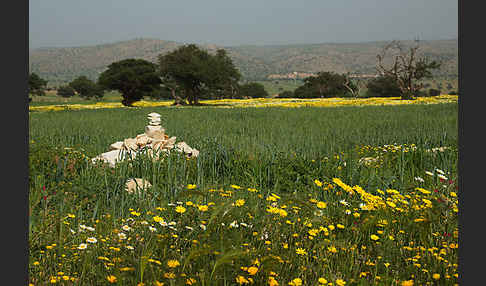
[158,44,240,105]
[293,72,357,98]
[376,40,441,99]
[98,59,161,106]
[57,85,76,98]
[28,73,48,96]
[237,82,269,99]
[69,76,104,99]
[365,75,402,98]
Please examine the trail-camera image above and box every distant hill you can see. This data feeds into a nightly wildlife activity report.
[29,38,458,86]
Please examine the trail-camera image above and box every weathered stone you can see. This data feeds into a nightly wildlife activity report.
[145,125,165,138]
[189,148,199,158]
[91,149,127,168]
[123,138,138,151]
[152,136,177,152]
[175,141,199,157]
[91,112,200,168]
[109,141,124,150]
[146,129,166,140]
[147,112,161,118]
[125,178,152,194]
[148,118,162,125]
[135,134,151,147]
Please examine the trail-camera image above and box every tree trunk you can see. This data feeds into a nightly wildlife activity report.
[122,95,137,107]
[171,88,185,105]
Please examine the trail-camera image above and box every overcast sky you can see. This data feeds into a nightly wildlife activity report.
[29,0,457,49]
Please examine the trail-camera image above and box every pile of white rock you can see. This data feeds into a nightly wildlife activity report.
[91,112,199,168]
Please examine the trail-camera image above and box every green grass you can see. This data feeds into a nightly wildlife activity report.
[255,80,304,96]
[29,103,458,285]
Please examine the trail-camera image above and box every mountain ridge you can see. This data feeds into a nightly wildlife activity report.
[29,38,458,86]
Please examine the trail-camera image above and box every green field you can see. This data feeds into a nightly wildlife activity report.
[29,104,458,285]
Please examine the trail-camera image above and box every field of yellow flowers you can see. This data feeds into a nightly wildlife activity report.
[29,102,458,285]
[29,147,458,285]
[28,95,458,112]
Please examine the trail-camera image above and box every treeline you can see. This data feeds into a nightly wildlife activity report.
[29,38,458,85]
[29,41,454,105]
[28,44,271,105]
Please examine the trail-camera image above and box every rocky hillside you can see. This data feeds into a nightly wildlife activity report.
[29,38,458,86]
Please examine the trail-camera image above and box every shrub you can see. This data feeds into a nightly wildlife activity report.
[238,82,269,98]
[428,88,441,97]
[365,75,402,97]
[294,72,354,98]
[277,90,294,98]
[70,76,105,100]
[56,85,76,98]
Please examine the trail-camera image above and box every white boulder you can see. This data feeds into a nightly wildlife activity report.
[175,141,199,158]
[123,138,138,151]
[91,149,128,168]
[109,141,124,150]
[125,178,152,194]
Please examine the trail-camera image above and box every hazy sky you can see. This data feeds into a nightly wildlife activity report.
[29,0,457,49]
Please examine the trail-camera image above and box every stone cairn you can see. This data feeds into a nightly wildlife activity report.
[91,112,199,168]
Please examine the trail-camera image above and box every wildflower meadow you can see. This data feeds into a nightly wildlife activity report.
[29,101,458,285]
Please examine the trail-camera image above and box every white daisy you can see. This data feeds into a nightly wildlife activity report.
[339,200,350,206]
[437,174,448,180]
[86,237,97,244]
[435,168,445,175]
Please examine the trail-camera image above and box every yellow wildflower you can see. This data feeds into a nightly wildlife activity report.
[288,278,303,286]
[336,279,346,286]
[316,201,327,209]
[247,266,258,275]
[235,199,246,207]
[167,260,180,268]
[106,275,117,283]
[401,280,414,286]
[268,276,279,286]
[198,205,208,211]
[236,275,250,285]
[296,248,307,255]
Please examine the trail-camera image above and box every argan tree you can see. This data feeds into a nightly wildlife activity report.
[365,75,402,98]
[28,72,48,96]
[98,59,161,106]
[56,85,76,98]
[158,44,240,105]
[376,40,441,99]
[69,76,104,99]
[237,82,269,99]
[293,72,357,98]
